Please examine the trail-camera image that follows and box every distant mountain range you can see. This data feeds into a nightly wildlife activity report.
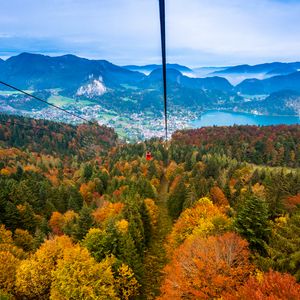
[123,63,193,75]
[213,62,300,76]
[0,53,299,119]
[235,72,300,95]
[0,53,144,90]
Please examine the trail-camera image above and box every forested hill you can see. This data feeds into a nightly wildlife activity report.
[0,114,118,158]
[0,116,300,299]
[171,125,300,167]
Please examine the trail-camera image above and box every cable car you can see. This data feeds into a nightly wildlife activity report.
[146,151,152,161]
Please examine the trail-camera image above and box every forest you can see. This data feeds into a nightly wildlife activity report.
[0,114,300,299]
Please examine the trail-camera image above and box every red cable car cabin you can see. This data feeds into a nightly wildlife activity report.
[146,151,152,161]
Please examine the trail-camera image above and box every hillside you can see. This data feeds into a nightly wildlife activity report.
[0,114,118,158]
[235,71,300,95]
[0,53,299,141]
[123,63,193,75]
[213,62,300,76]
[0,116,299,299]
[0,53,145,91]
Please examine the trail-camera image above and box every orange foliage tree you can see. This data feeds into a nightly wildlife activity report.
[49,211,79,236]
[79,181,97,204]
[166,197,231,256]
[93,202,124,227]
[224,270,300,300]
[159,232,253,300]
[284,194,300,212]
[210,186,229,206]
[49,211,64,235]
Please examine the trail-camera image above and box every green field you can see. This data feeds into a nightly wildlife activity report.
[98,111,118,122]
[48,95,94,107]
[121,97,137,103]
[0,90,33,95]
[120,84,138,90]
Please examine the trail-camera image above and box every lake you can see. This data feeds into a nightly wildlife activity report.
[190,110,300,128]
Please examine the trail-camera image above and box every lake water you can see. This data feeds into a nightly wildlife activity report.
[190,110,300,128]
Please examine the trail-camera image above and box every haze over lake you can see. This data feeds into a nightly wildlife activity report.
[190,111,300,128]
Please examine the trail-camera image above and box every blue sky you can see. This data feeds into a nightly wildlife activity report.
[1,0,300,67]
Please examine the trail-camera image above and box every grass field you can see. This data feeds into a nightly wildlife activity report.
[121,97,137,103]
[48,95,94,107]
[0,90,33,95]
[120,84,138,90]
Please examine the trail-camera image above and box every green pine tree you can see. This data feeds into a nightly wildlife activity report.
[234,193,270,254]
[168,178,186,219]
[73,205,94,240]
[258,211,300,280]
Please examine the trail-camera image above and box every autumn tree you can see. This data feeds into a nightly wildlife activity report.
[15,236,74,298]
[284,194,300,212]
[0,251,19,293]
[13,229,34,252]
[93,202,124,227]
[50,245,118,300]
[49,211,64,235]
[159,232,253,300]
[166,197,231,256]
[114,263,140,300]
[0,225,25,260]
[224,270,300,300]
[144,198,159,229]
[210,186,229,206]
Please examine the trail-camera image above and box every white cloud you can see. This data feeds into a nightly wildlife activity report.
[1,0,300,66]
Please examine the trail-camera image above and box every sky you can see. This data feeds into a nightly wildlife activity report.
[1,0,300,67]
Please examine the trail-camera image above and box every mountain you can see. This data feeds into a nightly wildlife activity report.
[260,90,300,115]
[266,65,299,76]
[123,63,193,75]
[235,71,300,95]
[238,90,300,115]
[210,62,300,85]
[0,53,145,91]
[142,68,233,92]
[213,62,300,75]
[0,53,299,140]
[192,66,227,77]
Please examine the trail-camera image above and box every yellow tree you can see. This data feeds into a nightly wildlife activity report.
[144,198,159,229]
[50,245,118,300]
[13,229,34,252]
[114,263,140,300]
[15,236,73,298]
[0,225,25,259]
[0,251,19,293]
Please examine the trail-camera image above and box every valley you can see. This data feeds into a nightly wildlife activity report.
[0,53,300,141]
[0,114,299,299]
